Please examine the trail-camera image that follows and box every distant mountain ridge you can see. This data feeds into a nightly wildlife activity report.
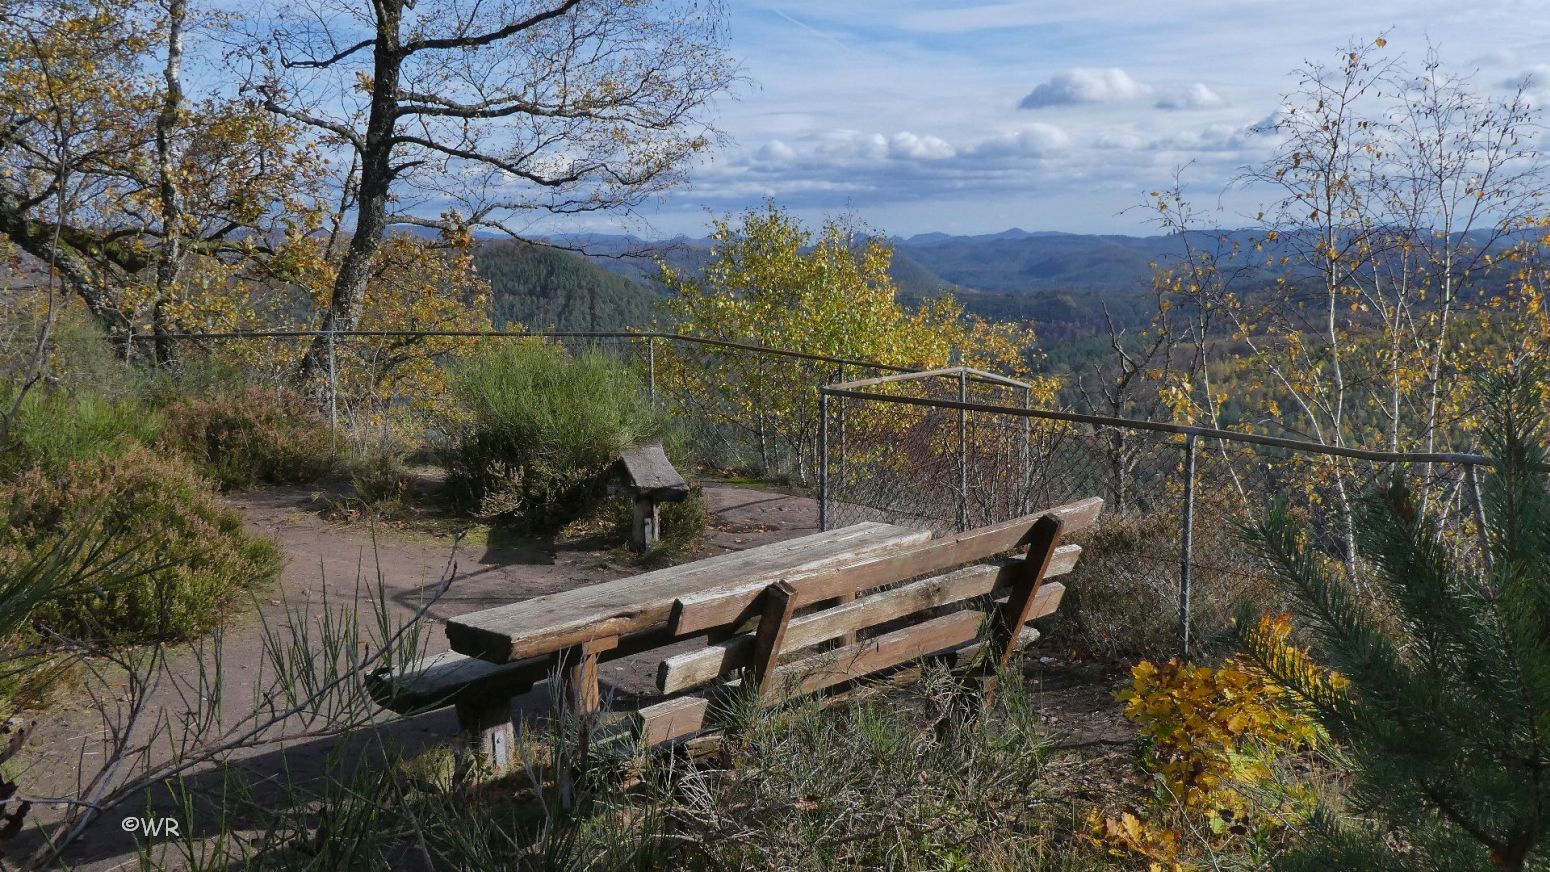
[476,226,1524,337]
[537,228,1233,296]
[474,228,1228,335]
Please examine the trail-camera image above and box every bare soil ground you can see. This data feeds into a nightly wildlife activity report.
[12,480,1131,870]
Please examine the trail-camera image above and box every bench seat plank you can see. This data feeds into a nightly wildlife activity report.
[367,650,550,714]
[447,522,934,663]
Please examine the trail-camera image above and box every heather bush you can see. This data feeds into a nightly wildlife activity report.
[159,386,337,490]
[0,447,280,643]
[445,342,670,529]
[347,451,413,510]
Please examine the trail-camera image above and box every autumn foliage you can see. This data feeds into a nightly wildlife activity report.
[1096,613,1341,870]
[660,204,1050,478]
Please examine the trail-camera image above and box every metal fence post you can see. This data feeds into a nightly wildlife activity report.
[647,334,657,408]
[836,363,846,489]
[326,327,338,441]
[957,369,969,532]
[1179,432,1198,658]
[1021,385,1032,515]
[819,387,830,531]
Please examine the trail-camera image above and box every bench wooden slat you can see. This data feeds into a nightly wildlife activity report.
[768,609,985,699]
[656,550,1076,693]
[633,624,1046,748]
[634,696,712,746]
[367,651,550,714]
[447,522,935,663]
[669,497,1103,635]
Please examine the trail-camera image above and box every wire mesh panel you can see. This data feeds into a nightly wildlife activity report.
[822,373,1489,657]
[136,330,908,487]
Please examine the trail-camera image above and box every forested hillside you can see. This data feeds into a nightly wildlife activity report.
[474,239,666,331]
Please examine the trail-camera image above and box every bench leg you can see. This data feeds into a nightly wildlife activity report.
[454,698,514,776]
[557,637,618,809]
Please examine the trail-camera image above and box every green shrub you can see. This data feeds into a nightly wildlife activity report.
[1241,367,1550,872]
[604,485,711,565]
[0,447,280,643]
[159,387,337,490]
[0,383,162,477]
[446,342,668,529]
[348,451,413,510]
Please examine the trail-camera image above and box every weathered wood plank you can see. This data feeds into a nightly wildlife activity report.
[670,498,1102,636]
[367,651,550,714]
[615,444,689,500]
[657,553,1074,694]
[767,609,987,700]
[448,522,934,663]
[634,623,1049,749]
[943,627,1041,671]
[633,695,712,746]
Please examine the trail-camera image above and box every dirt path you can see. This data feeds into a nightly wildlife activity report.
[11,481,822,869]
[13,481,1126,870]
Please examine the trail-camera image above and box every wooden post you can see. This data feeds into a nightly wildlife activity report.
[454,697,515,775]
[833,589,857,648]
[631,497,661,551]
[989,514,1064,673]
[559,635,617,803]
[750,581,799,699]
[562,636,618,717]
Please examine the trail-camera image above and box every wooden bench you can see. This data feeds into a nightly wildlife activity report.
[608,444,689,551]
[372,521,938,771]
[421,497,1102,772]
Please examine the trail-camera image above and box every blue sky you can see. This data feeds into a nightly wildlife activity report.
[574,0,1550,238]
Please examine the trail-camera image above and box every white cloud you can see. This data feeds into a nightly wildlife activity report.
[814,130,890,162]
[968,124,1072,157]
[1248,107,1289,135]
[783,130,958,163]
[888,131,956,160]
[1155,83,1227,111]
[1150,121,1260,152]
[1018,68,1151,109]
[756,140,798,163]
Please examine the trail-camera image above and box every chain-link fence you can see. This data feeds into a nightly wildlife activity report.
[135,331,1493,658]
[820,369,1492,658]
[133,330,906,484]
